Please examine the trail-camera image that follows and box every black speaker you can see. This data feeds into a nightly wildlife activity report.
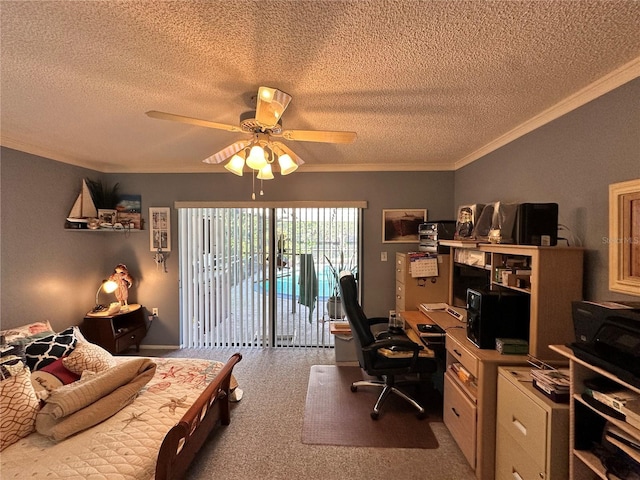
[515,203,558,246]
[466,288,530,349]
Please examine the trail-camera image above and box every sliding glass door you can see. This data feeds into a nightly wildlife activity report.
[178,204,361,348]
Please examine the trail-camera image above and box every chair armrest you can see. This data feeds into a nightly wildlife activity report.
[368,317,388,326]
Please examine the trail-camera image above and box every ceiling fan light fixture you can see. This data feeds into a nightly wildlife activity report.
[246,145,267,170]
[278,153,298,175]
[225,154,245,176]
[255,87,292,128]
[257,163,274,180]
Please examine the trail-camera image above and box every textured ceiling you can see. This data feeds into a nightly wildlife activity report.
[1,1,639,173]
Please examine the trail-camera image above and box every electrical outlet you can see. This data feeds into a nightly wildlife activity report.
[152,308,159,317]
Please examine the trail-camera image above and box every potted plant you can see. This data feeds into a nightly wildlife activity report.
[324,252,357,319]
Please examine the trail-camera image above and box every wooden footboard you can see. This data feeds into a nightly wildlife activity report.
[155,353,242,480]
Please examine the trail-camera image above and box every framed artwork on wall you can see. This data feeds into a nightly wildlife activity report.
[382,209,427,243]
[149,207,171,252]
[609,178,640,296]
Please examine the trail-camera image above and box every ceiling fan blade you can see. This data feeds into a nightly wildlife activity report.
[255,87,292,129]
[271,141,305,166]
[203,140,252,164]
[146,110,242,133]
[278,129,357,144]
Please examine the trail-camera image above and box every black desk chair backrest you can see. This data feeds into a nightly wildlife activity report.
[339,271,375,367]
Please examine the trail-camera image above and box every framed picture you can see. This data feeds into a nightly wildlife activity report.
[382,209,427,243]
[609,178,640,296]
[116,194,142,230]
[98,209,117,226]
[149,207,171,252]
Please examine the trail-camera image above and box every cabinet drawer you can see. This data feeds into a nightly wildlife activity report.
[497,374,547,465]
[115,326,146,353]
[446,334,478,378]
[496,425,545,480]
[443,372,477,468]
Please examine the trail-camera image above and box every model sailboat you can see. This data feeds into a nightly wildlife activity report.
[66,179,98,225]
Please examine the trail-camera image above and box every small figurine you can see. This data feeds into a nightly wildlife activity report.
[109,263,133,307]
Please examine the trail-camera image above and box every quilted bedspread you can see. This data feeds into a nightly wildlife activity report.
[1,357,235,480]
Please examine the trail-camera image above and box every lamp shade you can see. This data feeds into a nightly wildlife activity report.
[257,163,274,180]
[225,154,245,176]
[246,145,267,170]
[278,153,298,175]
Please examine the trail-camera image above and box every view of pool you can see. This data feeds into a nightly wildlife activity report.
[255,267,334,299]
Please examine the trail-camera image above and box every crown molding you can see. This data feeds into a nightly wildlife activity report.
[455,55,640,170]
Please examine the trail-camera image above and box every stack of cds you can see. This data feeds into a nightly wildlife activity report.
[531,368,570,403]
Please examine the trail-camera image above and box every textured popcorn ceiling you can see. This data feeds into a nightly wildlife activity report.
[1,1,639,173]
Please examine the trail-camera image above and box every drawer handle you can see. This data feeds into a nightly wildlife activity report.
[130,334,137,339]
[512,416,527,436]
[451,407,460,417]
[511,470,524,480]
[453,349,462,357]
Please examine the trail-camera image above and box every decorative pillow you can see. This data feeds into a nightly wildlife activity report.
[72,326,88,344]
[6,331,54,348]
[0,362,39,451]
[1,321,54,344]
[25,327,79,371]
[31,358,80,400]
[62,342,115,375]
[0,356,25,380]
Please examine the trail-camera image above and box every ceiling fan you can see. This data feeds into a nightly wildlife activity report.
[146,86,357,178]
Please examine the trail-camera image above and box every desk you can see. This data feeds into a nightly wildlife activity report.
[401,309,530,480]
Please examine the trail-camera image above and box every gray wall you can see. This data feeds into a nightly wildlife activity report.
[0,150,108,332]
[1,155,454,345]
[2,78,639,346]
[455,77,640,301]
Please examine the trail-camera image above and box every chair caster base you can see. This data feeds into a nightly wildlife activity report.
[370,411,379,420]
[350,385,358,392]
[416,411,427,420]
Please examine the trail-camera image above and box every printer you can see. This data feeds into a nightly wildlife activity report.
[569,301,640,388]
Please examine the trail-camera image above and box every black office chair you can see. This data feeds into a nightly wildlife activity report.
[339,271,437,419]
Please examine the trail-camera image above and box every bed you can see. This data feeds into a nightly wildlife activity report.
[0,322,242,480]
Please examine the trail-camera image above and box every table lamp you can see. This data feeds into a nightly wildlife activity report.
[93,279,118,312]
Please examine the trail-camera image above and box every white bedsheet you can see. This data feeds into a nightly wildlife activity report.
[1,357,233,480]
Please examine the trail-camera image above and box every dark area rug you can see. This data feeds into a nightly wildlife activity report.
[302,365,441,449]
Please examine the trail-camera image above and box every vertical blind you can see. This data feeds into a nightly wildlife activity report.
[178,204,363,348]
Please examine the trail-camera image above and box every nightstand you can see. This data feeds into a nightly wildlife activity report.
[80,303,147,354]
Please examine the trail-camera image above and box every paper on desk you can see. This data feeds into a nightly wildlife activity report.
[421,303,447,311]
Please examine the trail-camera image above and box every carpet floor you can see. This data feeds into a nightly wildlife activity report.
[148,346,476,480]
[303,365,441,448]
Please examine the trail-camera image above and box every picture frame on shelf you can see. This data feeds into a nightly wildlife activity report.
[609,178,640,296]
[382,209,427,243]
[150,207,171,252]
[116,194,142,230]
[98,209,117,226]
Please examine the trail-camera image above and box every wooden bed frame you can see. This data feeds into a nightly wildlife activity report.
[156,353,242,480]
